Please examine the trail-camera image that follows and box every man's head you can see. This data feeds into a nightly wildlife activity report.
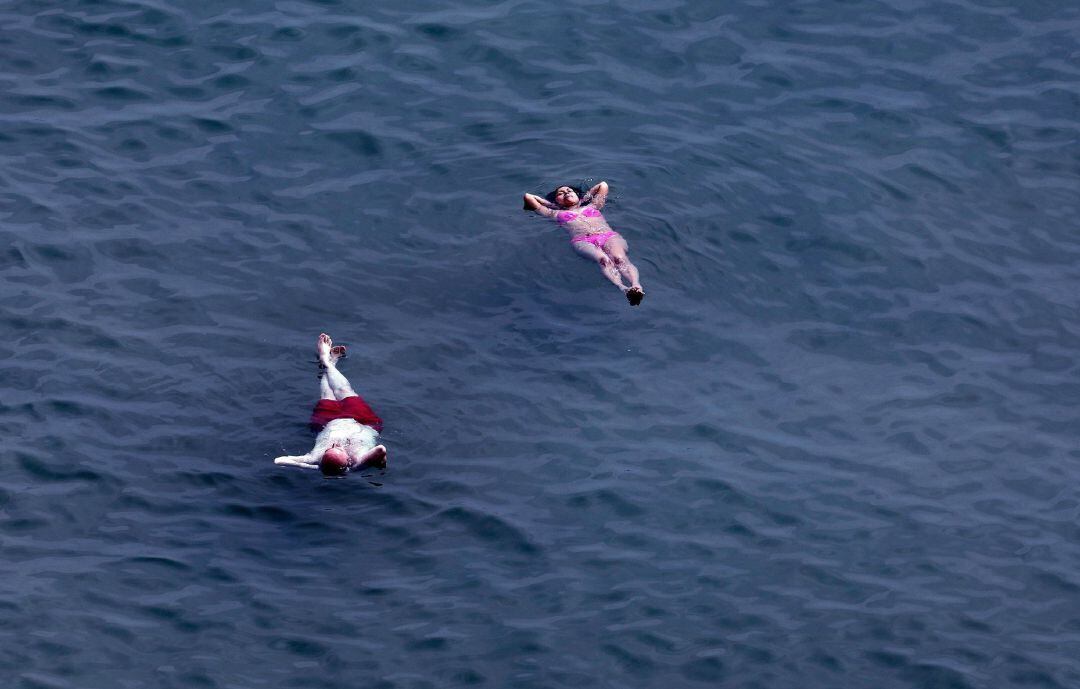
[319,447,350,476]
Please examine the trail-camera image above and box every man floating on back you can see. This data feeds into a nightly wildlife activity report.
[274,333,386,476]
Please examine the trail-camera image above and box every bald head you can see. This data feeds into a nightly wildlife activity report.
[319,447,350,476]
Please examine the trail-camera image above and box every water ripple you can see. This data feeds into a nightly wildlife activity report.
[2,0,1080,687]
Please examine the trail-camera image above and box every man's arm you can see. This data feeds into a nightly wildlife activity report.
[274,453,317,468]
[523,193,557,218]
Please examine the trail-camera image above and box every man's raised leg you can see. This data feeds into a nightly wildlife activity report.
[318,368,334,401]
[317,333,357,401]
[317,338,347,400]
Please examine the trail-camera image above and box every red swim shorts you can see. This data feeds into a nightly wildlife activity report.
[310,395,383,433]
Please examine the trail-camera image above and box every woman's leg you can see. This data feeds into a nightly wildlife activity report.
[603,236,641,291]
[603,236,644,304]
[572,240,628,291]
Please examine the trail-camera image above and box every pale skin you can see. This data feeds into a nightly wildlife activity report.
[523,181,645,305]
[274,333,387,473]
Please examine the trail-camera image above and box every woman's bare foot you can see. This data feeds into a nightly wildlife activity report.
[354,444,387,470]
[626,286,644,306]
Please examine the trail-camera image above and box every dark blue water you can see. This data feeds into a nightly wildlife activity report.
[3,1,1080,687]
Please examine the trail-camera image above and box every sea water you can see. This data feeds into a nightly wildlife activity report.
[2,1,1079,687]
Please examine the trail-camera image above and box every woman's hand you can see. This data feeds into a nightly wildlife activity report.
[523,193,556,216]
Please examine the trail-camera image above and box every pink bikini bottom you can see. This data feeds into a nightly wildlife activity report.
[570,231,618,249]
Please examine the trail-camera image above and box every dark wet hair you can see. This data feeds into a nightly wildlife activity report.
[320,462,347,477]
[545,185,585,205]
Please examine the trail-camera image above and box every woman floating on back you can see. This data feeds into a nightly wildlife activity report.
[523,181,645,306]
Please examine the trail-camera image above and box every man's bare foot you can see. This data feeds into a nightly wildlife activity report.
[317,333,332,366]
[354,444,387,471]
[330,345,347,363]
[626,286,645,306]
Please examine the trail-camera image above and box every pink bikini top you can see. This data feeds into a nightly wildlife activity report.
[556,206,602,223]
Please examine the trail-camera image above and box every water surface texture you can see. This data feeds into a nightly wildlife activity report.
[3,0,1080,687]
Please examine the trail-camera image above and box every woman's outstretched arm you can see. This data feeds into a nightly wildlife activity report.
[585,181,609,209]
[523,193,557,217]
